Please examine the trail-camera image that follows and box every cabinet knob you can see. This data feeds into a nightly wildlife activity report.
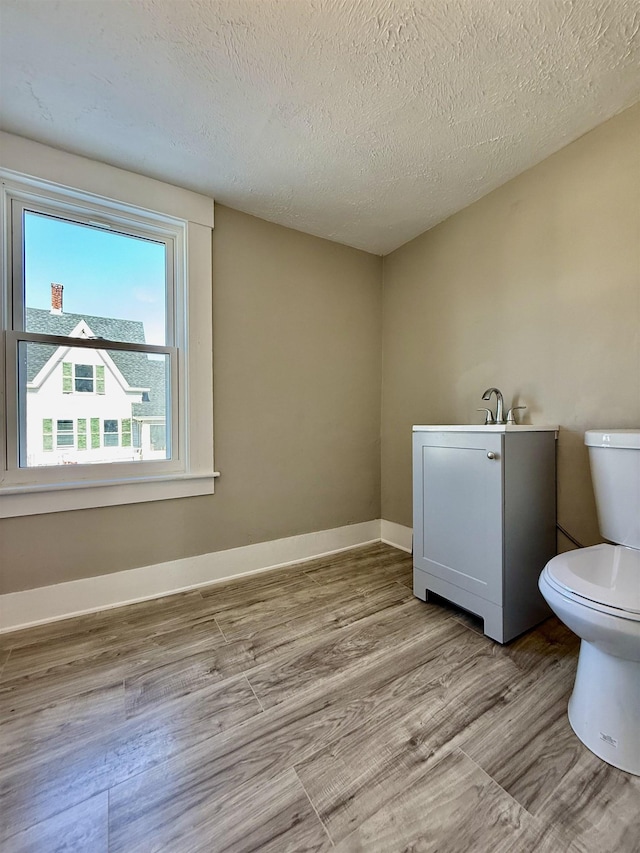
[487,451,496,459]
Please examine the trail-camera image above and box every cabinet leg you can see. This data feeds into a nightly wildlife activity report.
[483,605,506,644]
[412,568,429,601]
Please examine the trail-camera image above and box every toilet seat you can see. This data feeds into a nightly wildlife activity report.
[545,544,640,620]
[543,571,640,622]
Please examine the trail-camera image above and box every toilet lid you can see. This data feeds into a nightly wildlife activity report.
[546,544,640,615]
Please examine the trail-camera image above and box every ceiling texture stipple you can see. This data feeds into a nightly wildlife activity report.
[1,0,639,254]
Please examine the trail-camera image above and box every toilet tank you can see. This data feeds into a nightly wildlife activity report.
[585,430,640,548]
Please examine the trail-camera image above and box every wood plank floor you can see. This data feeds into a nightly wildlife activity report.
[1,543,638,852]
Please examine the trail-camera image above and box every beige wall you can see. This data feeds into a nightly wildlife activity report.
[0,206,382,594]
[381,103,640,548]
[2,103,638,596]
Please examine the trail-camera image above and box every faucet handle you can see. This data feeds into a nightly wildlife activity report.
[506,406,526,425]
[477,408,496,425]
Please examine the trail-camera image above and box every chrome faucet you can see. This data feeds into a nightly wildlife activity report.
[481,387,504,424]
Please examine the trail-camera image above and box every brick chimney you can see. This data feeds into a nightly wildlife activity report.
[50,283,63,314]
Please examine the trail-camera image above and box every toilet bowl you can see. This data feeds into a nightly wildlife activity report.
[539,429,640,776]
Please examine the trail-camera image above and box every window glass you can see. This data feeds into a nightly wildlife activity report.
[56,420,74,447]
[103,419,119,447]
[24,211,167,346]
[75,364,94,392]
[21,341,170,467]
[150,424,167,451]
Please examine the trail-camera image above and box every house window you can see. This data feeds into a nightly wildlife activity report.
[150,424,167,451]
[103,419,119,447]
[0,152,215,518]
[73,364,101,393]
[6,196,174,473]
[56,420,75,447]
[73,363,93,392]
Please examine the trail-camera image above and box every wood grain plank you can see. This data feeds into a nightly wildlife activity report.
[245,597,453,709]
[500,615,580,677]
[534,747,640,853]
[0,673,261,841]
[303,543,412,591]
[107,620,465,846]
[3,792,108,853]
[0,626,132,683]
[0,648,10,676]
[295,632,523,841]
[460,650,640,852]
[125,582,414,715]
[332,749,565,853]
[0,590,212,655]
[124,644,248,717]
[212,570,409,641]
[0,640,151,719]
[120,613,229,684]
[125,581,413,717]
[98,589,213,634]
[234,579,414,656]
[0,610,122,652]
[0,682,125,778]
[461,659,579,814]
[226,578,415,660]
[0,617,228,720]
[199,566,317,610]
[290,542,393,577]
[1,611,227,685]
[110,766,331,853]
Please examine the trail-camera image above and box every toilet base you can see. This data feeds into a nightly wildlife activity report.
[568,640,640,775]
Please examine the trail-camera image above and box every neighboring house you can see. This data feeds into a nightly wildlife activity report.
[25,288,167,467]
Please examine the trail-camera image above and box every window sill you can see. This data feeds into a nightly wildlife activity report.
[0,471,220,518]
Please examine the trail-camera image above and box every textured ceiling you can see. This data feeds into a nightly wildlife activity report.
[1,0,639,254]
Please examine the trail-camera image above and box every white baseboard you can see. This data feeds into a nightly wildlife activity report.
[0,520,384,633]
[0,518,415,633]
[380,519,413,553]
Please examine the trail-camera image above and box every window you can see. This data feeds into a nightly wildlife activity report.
[1,142,215,518]
[56,420,75,448]
[10,202,175,473]
[150,424,167,452]
[103,420,119,447]
[74,364,97,393]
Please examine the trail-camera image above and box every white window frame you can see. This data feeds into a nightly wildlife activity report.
[0,144,216,518]
[102,419,120,448]
[74,363,96,394]
[5,189,181,480]
[56,419,75,449]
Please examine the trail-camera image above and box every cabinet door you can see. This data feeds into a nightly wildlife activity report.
[413,432,503,605]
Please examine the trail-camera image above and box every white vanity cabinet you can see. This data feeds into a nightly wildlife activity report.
[412,425,558,643]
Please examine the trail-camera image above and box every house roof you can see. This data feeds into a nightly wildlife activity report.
[26,308,165,419]
[132,360,167,419]
[26,307,146,345]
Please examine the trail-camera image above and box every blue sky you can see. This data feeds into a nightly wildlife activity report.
[24,212,167,345]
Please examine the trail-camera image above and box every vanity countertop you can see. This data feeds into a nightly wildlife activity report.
[413,424,559,434]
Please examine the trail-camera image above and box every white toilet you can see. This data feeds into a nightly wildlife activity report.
[539,429,640,776]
